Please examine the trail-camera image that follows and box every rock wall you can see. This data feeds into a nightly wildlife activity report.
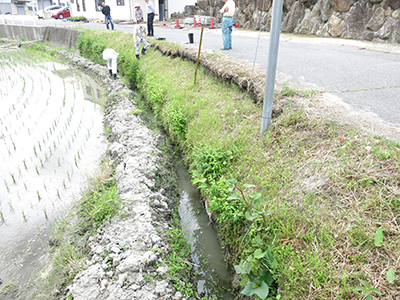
[193,0,400,43]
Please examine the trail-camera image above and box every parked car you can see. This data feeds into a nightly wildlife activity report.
[37,5,62,19]
[52,7,70,19]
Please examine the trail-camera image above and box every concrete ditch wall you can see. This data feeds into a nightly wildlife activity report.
[0,25,81,51]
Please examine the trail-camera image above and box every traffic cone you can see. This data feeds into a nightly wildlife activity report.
[198,16,202,27]
[175,15,180,28]
[210,17,215,29]
[163,17,166,26]
[194,14,197,27]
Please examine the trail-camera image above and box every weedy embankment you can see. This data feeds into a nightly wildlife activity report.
[75,30,399,299]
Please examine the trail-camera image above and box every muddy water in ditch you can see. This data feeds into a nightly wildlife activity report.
[176,160,234,299]
[0,45,106,298]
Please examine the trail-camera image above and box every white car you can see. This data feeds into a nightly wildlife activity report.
[37,5,63,19]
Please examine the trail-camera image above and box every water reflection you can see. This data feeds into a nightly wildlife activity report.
[176,161,234,299]
[0,48,106,298]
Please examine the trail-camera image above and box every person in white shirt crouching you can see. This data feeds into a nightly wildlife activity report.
[133,20,150,60]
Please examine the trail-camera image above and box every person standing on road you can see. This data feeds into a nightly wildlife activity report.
[133,20,150,60]
[144,0,156,36]
[102,48,119,80]
[134,3,144,23]
[219,0,235,50]
[101,2,115,30]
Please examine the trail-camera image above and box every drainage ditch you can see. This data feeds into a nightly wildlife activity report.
[0,43,234,299]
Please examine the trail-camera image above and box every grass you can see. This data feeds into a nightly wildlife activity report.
[123,40,399,299]
[28,159,119,299]
[29,30,400,299]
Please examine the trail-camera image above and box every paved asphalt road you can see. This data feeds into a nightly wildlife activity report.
[5,17,400,135]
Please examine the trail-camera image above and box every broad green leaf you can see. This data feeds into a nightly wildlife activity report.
[227,194,240,200]
[193,177,207,184]
[254,249,265,259]
[227,179,237,186]
[259,271,274,286]
[245,211,257,221]
[243,184,255,188]
[241,280,256,296]
[374,227,383,247]
[253,281,270,299]
[366,296,373,300]
[253,235,263,247]
[359,279,371,288]
[250,193,262,205]
[371,287,382,295]
[352,286,364,292]
[234,265,247,275]
[198,184,207,188]
[243,261,252,274]
[386,268,396,284]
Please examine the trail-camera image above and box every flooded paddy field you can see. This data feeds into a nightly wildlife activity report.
[0,44,106,298]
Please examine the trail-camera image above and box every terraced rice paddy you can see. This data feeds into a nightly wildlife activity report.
[0,45,106,295]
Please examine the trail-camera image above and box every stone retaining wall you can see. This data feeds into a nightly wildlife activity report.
[192,0,400,43]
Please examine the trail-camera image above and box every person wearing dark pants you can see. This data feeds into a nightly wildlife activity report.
[101,2,114,30]
[144,0,156,36]
[102,48,119,80]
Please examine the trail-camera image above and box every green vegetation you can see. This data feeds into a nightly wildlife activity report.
[29,160,119,299]
[68,16,87,21]
[41,30,400,299]
[164,211,197,298]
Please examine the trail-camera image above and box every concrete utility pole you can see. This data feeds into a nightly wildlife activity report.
[260,0,284,136]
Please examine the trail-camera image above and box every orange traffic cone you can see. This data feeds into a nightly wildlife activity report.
[163,17,166,26]
[175,15,180,28]
[198,16,202,26]
[210,17,215,29]
[194,14,197,27]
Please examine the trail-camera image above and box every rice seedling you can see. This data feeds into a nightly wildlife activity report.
[43,208,48,219]
[40,158,44,168]
[0,210,5,224]
[21,210,27,221]
[10,174,16,184]
[8,200,14,212]
[23,159,27,170]
[24,182,27,190]
[37,191,41,201]
[35,165,39,175]
[57,189,61,199]
[4,180,9,193]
